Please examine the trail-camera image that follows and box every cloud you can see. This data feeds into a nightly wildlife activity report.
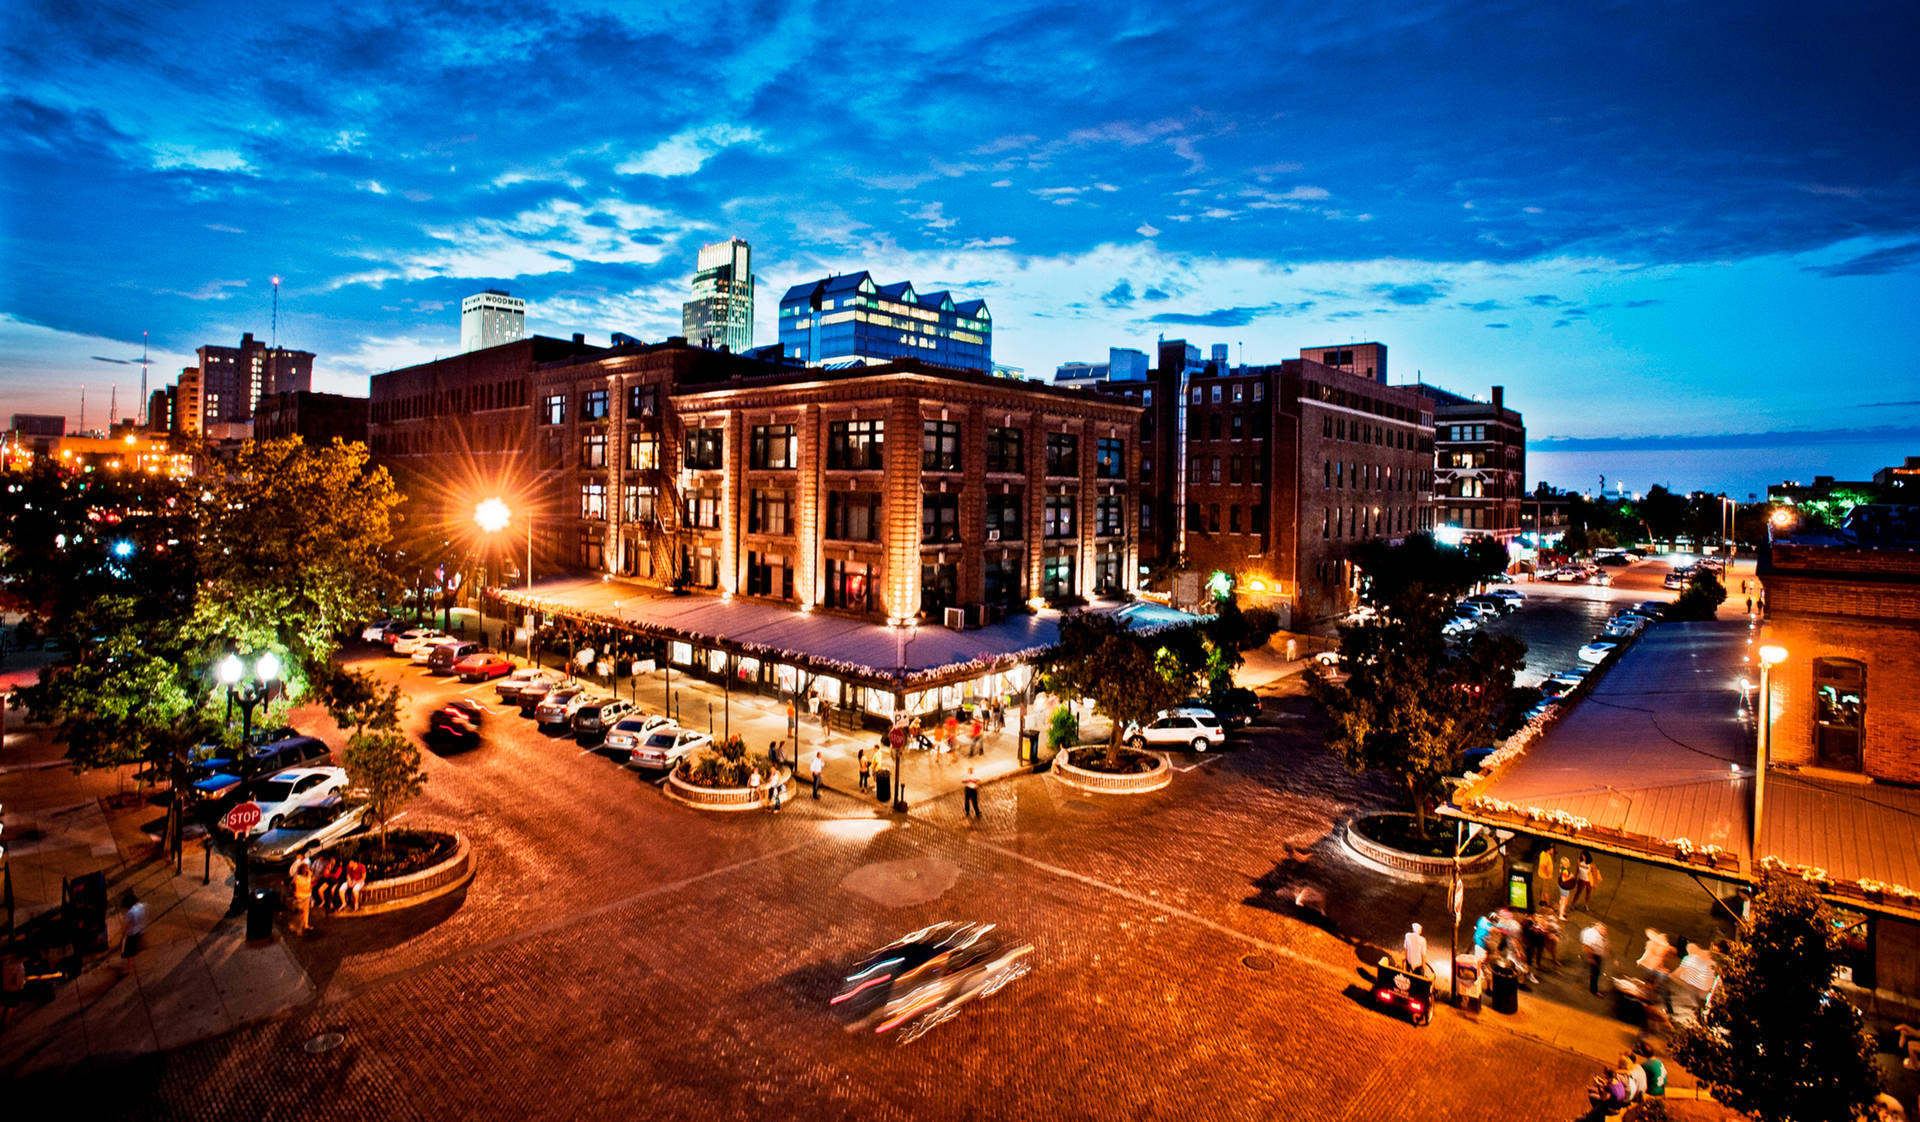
[1532,425,1920,453]
[1857,400,1920,409]
[1806,240,1920,277]
[1372,281,1447,305]
[1147,300,1313,327]
[1624,298,1664,308]
[155,278,250,301]
[908,202,957,230]
[1485,322,1511,329]
[1525,294,1569,307]
[1142,287,1169,301]
[615,123,760,177]
[1101,281,1135,308]
[1136,223,1160,237]
[961,235,1015,249]
[1458,299,1504,312]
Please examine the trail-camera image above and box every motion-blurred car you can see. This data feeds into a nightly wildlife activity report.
[624,726,712,771]
[601,714,675,760]
[455,651,515,682]
[532,686,592,727]
[427,698,486,748]
[830,922,1033,1039]
[252,796,369,863]
[248,766,350,834]
[391,628,449,656]
[1186,688,1259,729]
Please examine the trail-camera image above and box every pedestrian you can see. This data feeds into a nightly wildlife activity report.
[968,715,984,757]
[769,740,782,770]
[770,770,784,812]
[749,768,763,810]
[811,751,824,799]
[1520,913,1548,982]
[1402,922,1429,974]
[342,858,368,912]
[1557,857,1577,919]
[319,854,348,910]
[962,767,981,818]
[288,855,314,935]
[1572,850,1597,910]
[856,748,870,792]
[1636,929,1676,1011]
[1581,922,1610,996]
[1671,941,1718,1013]
[820,698,833,738]
[784,699,796,733]
[120,891,149,962]
[1533,847,1556,913]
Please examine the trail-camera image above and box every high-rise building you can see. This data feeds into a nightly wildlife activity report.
[462,290,527,353]
[681,239,754,353]
[778,272,991,372]
[1418,384,1526,543]
[184,332,314,429]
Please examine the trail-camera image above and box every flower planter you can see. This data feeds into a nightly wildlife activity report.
[664,767,793,812]
[1049,747,1170,795]
[1344,814,1502,884]
[324,830,474,917]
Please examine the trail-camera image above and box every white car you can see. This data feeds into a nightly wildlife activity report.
[1309,650,1341,667]
[411,637,462,665]
[253,796,368,862]
[626,726,713,771]
[247,766,349,834]
[1577,640,1620,665]
[391,628,449,655]
[533,686,592,727]
[1125,707,1227,752]
[360,619,398,643]
[602,714,675,759]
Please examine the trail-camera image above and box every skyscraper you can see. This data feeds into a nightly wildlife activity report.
[681,238,754,352]
[462,290,527,353]
[777,272,991,372]
[184,332,314,430]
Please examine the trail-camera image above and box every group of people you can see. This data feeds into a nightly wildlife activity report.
[1470,907,1561,986]
[285,852,367,934]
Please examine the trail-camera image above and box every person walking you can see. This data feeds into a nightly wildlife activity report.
[810,752,824,799]
[1572,850,1597,910]
[857,748,870,792]
[120,892,149,962]
[967,715,984,757]
[943,714,959,756]
[1556,857,1577,919]
[820,698,833,739]
[962,767,981,819]
[287,855,314,936]
[1581,922,1610,996]
[1636,929,1676,1011]
[1533,847,1556,913]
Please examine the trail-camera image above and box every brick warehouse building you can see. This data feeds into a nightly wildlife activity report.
[1417,383,1526,544]
[1095,340,1434,628]
[528,345,1141,622]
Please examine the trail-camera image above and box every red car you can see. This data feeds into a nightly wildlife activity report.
[454,652,515,682]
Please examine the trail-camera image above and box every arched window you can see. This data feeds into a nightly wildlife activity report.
[1811,658,1865,771]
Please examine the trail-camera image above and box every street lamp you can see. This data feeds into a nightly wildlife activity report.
[218,650,280,913]
[475,497,532,664]
[1753,644,1788,860]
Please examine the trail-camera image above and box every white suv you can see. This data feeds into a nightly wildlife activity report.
[1125,707,1227,752]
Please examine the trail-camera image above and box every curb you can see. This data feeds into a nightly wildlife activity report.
[326,831,475,918]
[1048,748,1171,795]
[662,766,795,812]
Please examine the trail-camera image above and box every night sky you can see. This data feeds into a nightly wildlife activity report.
[3,0,1916,495]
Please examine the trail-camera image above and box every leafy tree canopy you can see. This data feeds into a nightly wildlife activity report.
[1668,569,1729,621]
[343,729,428,849]
[1039,612,1198,766]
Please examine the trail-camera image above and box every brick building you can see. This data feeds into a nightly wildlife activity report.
[255,390,370,446]
[1418,383,1526,543]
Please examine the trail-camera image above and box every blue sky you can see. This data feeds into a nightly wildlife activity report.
[3,0,1917,495]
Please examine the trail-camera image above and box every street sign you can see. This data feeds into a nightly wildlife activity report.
[222,801,262,835]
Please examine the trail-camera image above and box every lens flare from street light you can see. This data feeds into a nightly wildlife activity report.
[1758,644,1788,667]
[219,653,243,684]
[475,497,511,533]
[256,651,281,681]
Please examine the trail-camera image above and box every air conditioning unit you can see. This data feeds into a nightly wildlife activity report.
[943,607,966,631]
[986,529,1001,542]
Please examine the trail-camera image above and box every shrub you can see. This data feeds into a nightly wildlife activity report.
[1046,705,1080,751]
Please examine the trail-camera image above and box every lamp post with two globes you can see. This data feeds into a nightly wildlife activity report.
[217,650,280,914]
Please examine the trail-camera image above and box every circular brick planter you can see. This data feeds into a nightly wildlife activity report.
[326,830,475,917]
[1050,747,1171,795]
[663,767,794,812]
[1344,815,1501,884]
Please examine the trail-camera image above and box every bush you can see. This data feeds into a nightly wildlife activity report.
[1046,705,1080,751]
[677,738,772,788]
[326,829,457,882]
[1066,746,1160,774]
[1668,570,1728,621]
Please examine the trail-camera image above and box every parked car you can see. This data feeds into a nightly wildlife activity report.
[1464,594,1515,616]
[1603,615,1647,637]
[361,619,400,643]
[571,697,635,741]
[533,686,592,727]
[1442,616,1477,638]
[1490,588,1525,604]
[1577,640,1620,665]
[1633,602,1669,619]
[247,766,350,834]
[496,667,563,704]
[515,673,579,710]
[1195,688,1259,729]
[625,726,713,771]
[455,651,515,682]
[252,796,369,864]
[427,699,486,749]
[1309,650,1341,667]
[189,734,333,806]
[602,714,676,759]
[367,621,411,647]
[391,628,449,656]
[1124,707,1227,752]
[425,639,482,673]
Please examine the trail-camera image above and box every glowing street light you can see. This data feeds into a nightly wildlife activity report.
[476,497,532,663]
[1753,644,1788,856]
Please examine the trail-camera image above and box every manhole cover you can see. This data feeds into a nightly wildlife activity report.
[303,1032,345,1054]
[1241,954,1275,972]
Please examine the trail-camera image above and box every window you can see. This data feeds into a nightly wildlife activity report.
[922,420,962,472]
[540,428,564,466]
[1251,456,1266,484]
[1210,385,1222,403]
[1231,414,1244,440]
[824,559,876,612]
[1043,554,1075,601]
[1095,495,1123,536]
[1251,504,1264,529]
[1096,437,1124,479]
[1209,457,1222,484]
[826,491,879,541]
[921,494,960,543]
[1812,658,1865,771]
[750,424,796,470]
[577,530,603,569]
[1229,456,1242,484]
[1253,382,1265,401]
[1325,461,1332,487]
[541,393,567,425]
[1191,386,1202,404]
[582,388,609,421]
[827,419,885,470]
[580,432,607,469]
[627,384,657,418]
[622,484,655,523]
[985,556,1022,608]
[1324,416,1333,437]
[986,426,1023,473]
[1229,505,1241,533]
[745,551,793,599]
[1044,495,1076,538]
[1140,502,1154,531]
[1141,455,1153,481]
[687,488,721,529]
[1208,414,1222,440]
[986,492,1023,540]
[1232,383,1244,402]
[1207,503,1220,533]
[749,489,791,535]
[1045,433,1079,477]
[580,481,607,521]
[920,562,958,614]
[692,547,718,588]
[684,427,723,470]
[1336,461,1344,488]
[627,432,658,471]
[1093,552,1121,596]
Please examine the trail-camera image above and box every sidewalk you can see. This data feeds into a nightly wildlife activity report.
[1,682,313,1078]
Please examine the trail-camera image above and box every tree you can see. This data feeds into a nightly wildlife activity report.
[1038,612,1195,767]
[1197,596,1282,695]
[1669,569,1728,621]
[1639,485,1689,546]
[315,665,403,739]
[1673,871,1880,1122]
[1462,537,1510,583]
[343,730,427,850]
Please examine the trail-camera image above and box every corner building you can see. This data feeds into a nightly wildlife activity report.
[1418,384,1526,543]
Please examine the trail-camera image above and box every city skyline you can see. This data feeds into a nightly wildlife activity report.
[3,0,1917,496]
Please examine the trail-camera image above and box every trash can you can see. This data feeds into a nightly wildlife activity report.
[245,888,279,943]
[874,771,892,804]
[1489,961,1519,1014]
[1020,729,1040,765]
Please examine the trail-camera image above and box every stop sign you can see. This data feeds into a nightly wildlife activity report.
[223,801,263,835]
